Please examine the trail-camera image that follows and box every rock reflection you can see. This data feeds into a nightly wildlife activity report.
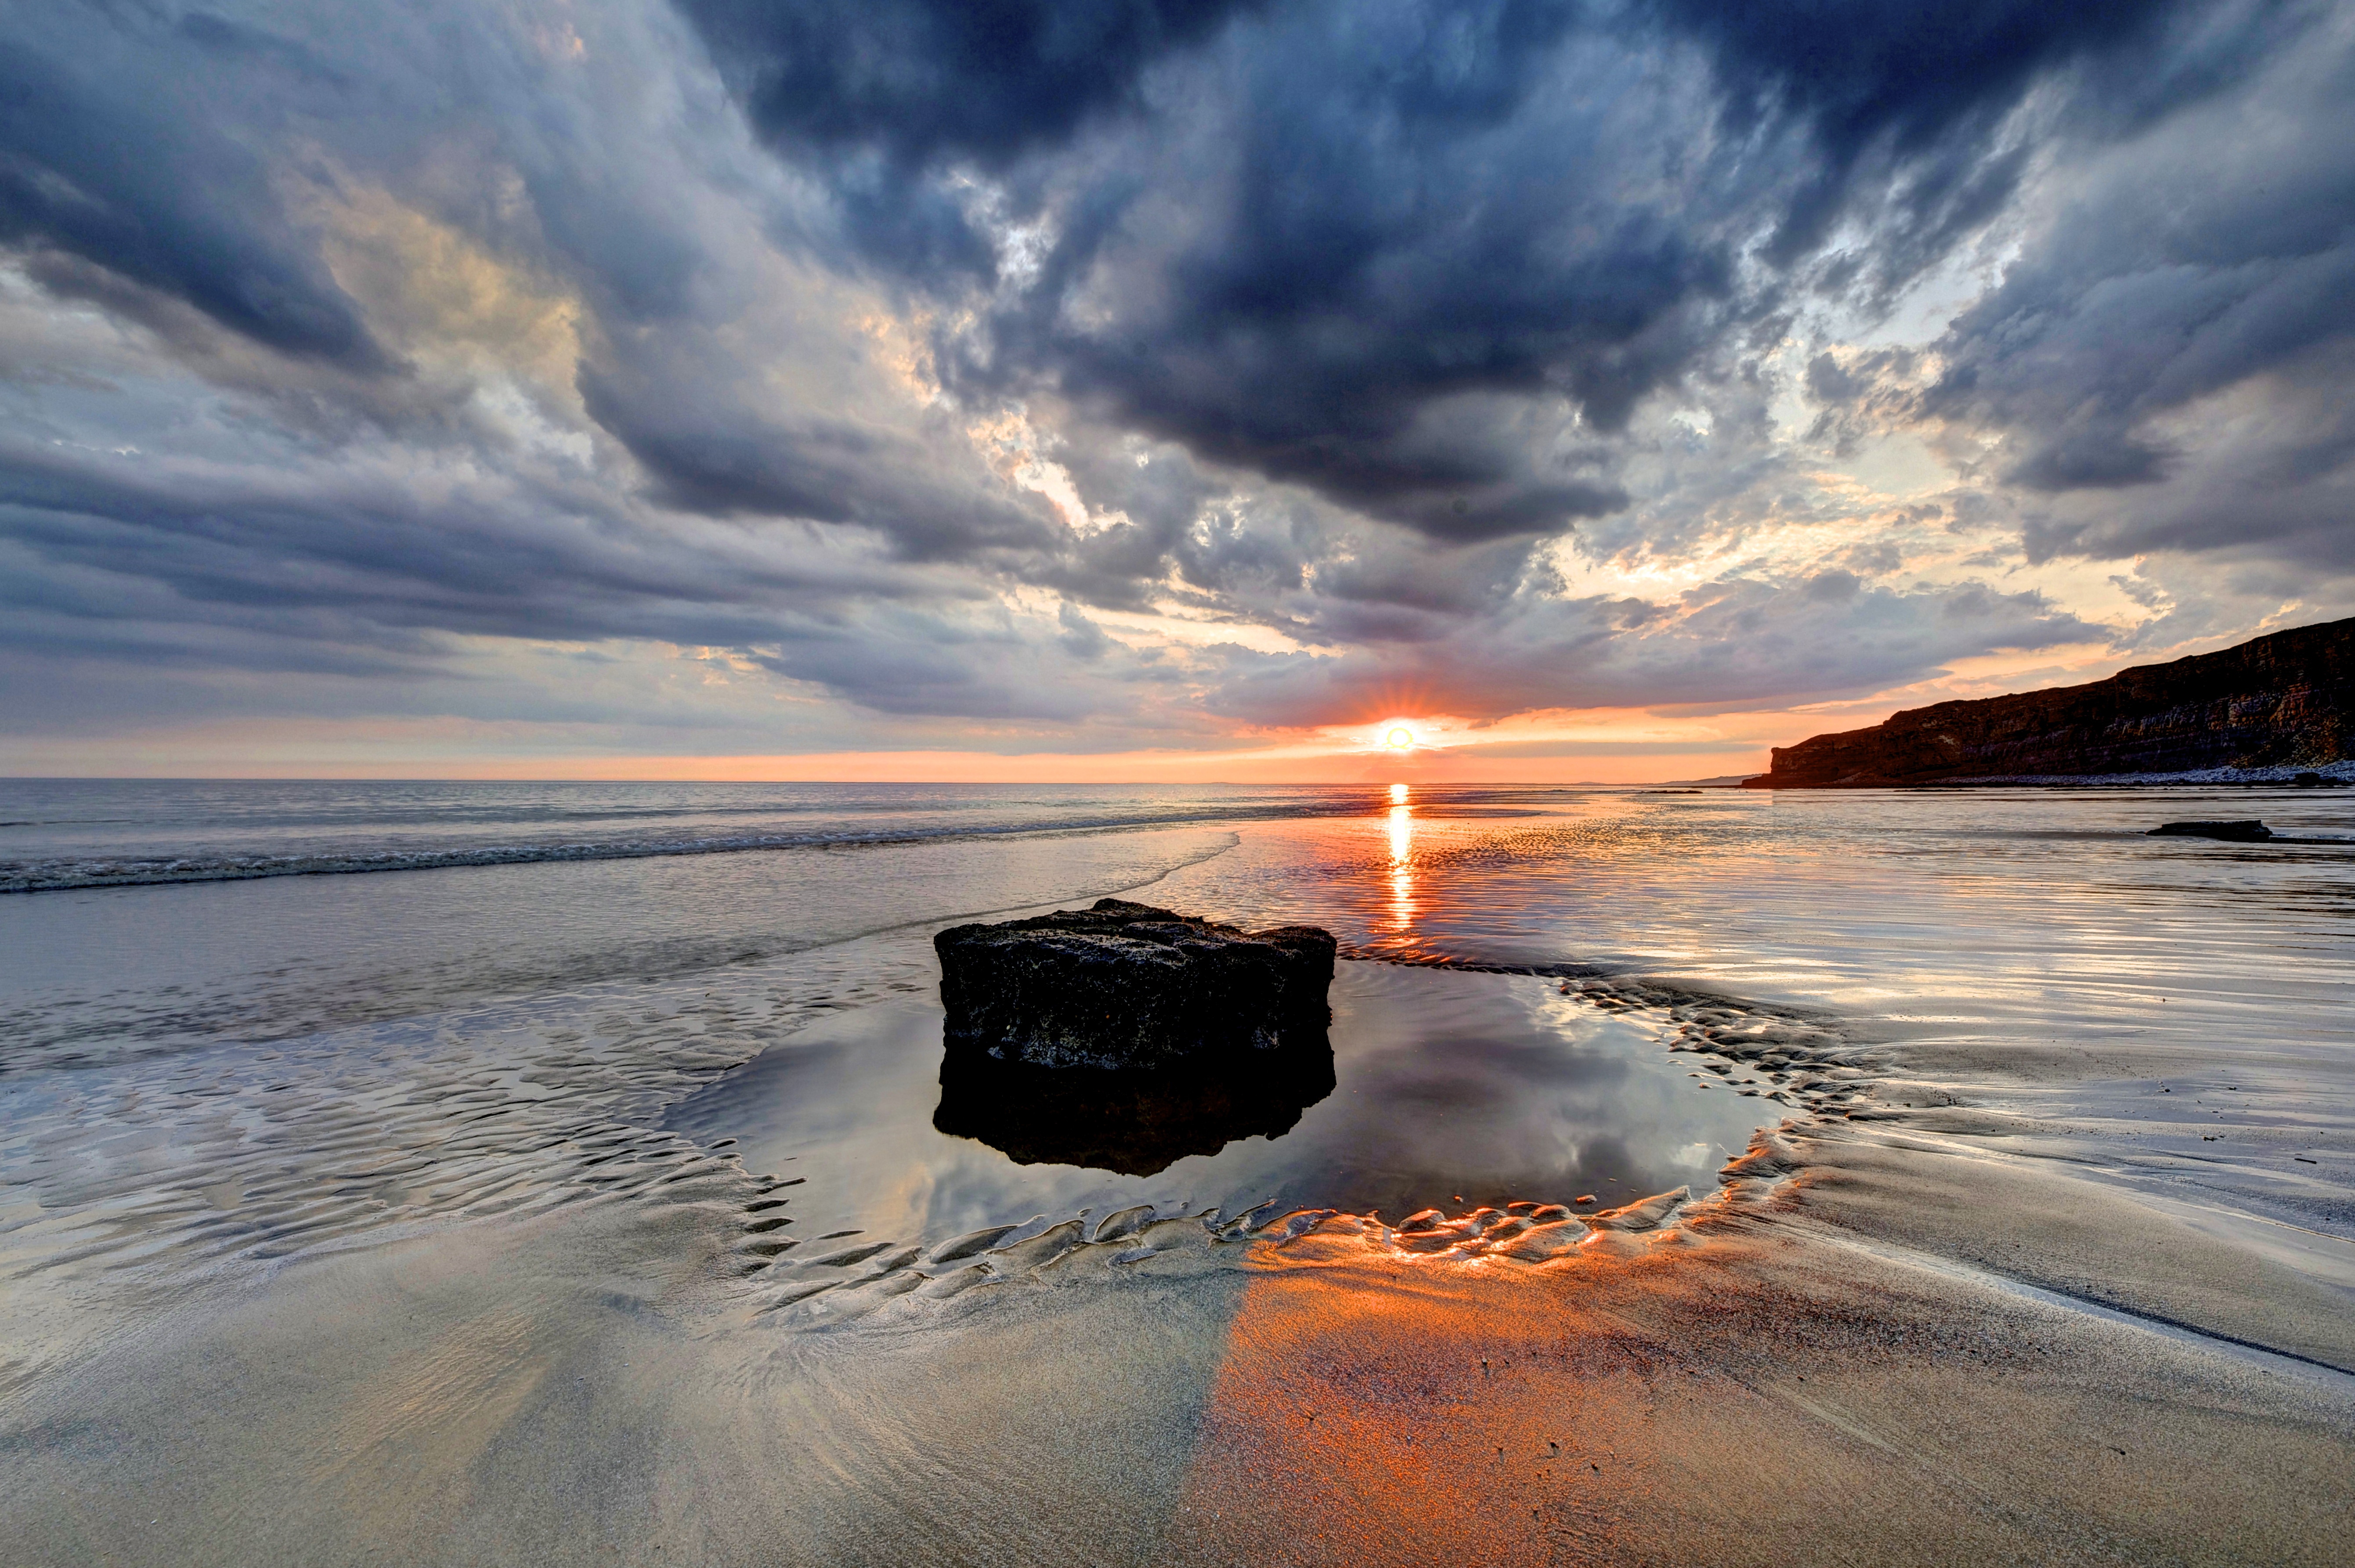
[933,1029,1337,1178]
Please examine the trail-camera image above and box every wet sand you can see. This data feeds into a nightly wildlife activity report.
[7,1160,2349,1566]
[8,976,2352,1565]
[1176,1215,2355,1566]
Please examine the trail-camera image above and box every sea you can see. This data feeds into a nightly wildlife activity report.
[2,778,2351,1560]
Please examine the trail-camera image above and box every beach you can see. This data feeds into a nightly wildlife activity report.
[4,781,2351,1563]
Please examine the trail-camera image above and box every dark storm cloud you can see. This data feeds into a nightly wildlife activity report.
[0,7,383,367]
[1643,0,2191,265]
[1768,0,2355,570]
[0,0,1085,689]
[575,357,1062,561]
[0,436,879,648]
[681,0,1264,170]
[1935,109,2355,500]
[675,0,2252,547]
[1,1,712,364]
[948,0,1737,542]
[0,413,1169,726]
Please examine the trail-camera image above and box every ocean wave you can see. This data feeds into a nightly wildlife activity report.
[0,798,1401,893]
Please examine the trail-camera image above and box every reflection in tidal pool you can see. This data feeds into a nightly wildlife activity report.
[932,1031,1336,1176]
[665,961,1767,1254]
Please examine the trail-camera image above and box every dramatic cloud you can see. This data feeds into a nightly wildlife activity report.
[0,10,384,366]
[0,0,2348,770]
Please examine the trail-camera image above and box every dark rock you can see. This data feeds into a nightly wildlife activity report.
[2146,820,2274,842]
[1744,615,2355,786]
[932,1045,1334,1177]
[933,898,1335,1070]
[930,898,1337,1175]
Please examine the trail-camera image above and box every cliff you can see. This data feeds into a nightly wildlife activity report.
[1744,616,2355,788]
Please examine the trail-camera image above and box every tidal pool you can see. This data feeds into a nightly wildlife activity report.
[665,961,1772,1264]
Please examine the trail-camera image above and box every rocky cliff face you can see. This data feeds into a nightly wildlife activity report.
[1745,616,2355,787]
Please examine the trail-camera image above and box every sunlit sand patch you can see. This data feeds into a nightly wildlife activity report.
[1161,1209,2355,1568]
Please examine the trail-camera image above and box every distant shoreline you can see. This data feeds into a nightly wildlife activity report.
[1742,761,2355,790]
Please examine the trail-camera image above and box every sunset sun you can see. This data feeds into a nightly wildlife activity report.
[1384,726,1415,750]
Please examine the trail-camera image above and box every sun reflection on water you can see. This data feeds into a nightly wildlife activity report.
[1386,786,1414,933]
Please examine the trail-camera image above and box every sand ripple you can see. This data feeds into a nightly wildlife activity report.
[0,952,936,1294]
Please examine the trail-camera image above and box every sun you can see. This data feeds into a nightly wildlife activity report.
[1384,726,1415,750]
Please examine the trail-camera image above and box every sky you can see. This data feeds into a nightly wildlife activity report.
[3,0,2351,781]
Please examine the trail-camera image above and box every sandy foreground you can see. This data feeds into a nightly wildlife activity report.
[6,1094,2352,1567]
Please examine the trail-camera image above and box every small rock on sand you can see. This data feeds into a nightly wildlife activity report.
[2146,820,2272,842]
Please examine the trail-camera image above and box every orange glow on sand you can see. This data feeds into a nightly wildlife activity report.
[1168,1256,1687,1564]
